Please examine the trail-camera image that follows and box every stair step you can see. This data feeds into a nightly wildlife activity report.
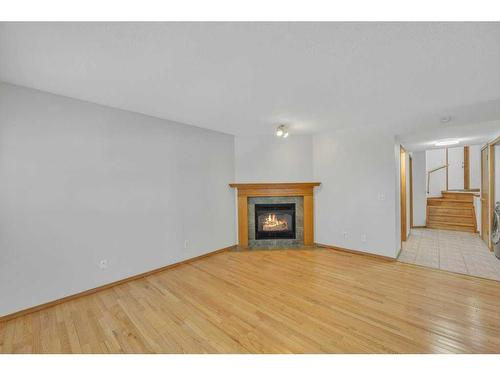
[427,199,473,208]
[428,198,474,203]
[427,220,475,227]
[428,207,473,216]
[428,213,473,218]
[427,215,475,224]
[427,222,477,232]
[441,192,475,202]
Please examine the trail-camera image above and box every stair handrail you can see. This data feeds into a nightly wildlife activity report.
[427,164,449,194]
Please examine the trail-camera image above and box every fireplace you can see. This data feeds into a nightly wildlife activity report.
[254,203,296,239]
[229,182,320,248]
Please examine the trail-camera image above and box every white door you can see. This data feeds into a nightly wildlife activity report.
[448,147,464,190]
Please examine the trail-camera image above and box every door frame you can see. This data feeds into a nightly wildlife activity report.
[464,146,470,190]
[409,155,413,229]
[481,145,489,248]
[400,146,407,243]
[445,148,449,191]
[488,136,500,251]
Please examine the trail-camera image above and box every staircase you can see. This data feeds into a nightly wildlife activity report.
[426,191,477,233]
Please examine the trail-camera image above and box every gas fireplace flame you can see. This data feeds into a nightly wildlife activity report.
[262,213,288,231]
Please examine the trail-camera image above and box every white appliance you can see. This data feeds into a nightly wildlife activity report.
[493,202,500,259]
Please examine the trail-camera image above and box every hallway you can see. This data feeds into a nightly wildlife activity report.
[398,228,500,280]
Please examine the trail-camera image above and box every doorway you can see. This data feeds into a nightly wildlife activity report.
[448,147,464,190]
[481,146,490,248]
[489,137,500,254]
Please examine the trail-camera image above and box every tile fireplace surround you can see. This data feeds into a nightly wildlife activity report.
[229,182,321,249]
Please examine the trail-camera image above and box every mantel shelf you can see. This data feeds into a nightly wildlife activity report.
[229,182,321,189]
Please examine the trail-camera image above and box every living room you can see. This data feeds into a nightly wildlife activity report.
[1,2,500,372]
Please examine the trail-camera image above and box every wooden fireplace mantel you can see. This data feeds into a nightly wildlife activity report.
[229,182,321,247]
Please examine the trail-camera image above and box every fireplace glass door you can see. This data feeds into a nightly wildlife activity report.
[254,203,296,239]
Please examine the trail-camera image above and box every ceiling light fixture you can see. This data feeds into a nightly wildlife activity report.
[434,139,460,147]
[275,124,289,138]
[440,116,452,124]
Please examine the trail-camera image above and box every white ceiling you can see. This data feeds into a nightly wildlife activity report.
[399,119,500,151]
[1,22,499,139]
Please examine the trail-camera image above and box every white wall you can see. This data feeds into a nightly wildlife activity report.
[469,145,481,189]
[426,148,447,197]
[313,128,398,258]
[474,196,481,236]
[0,83,236,316]
[447,146,464,190]
[412,151,427,227]
[234,135,313,182]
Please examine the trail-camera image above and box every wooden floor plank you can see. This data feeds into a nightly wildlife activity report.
[1,247,500,353]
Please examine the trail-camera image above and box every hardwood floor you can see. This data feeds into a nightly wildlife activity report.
[1,247,500,353]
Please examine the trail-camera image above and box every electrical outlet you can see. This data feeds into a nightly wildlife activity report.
[342,231,348,239]
[184,240,189,249]
[361,234,367,242]
[99,259,108,269]
[378,193,385,201]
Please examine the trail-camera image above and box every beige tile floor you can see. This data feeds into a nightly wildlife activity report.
[398,228,500,281]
